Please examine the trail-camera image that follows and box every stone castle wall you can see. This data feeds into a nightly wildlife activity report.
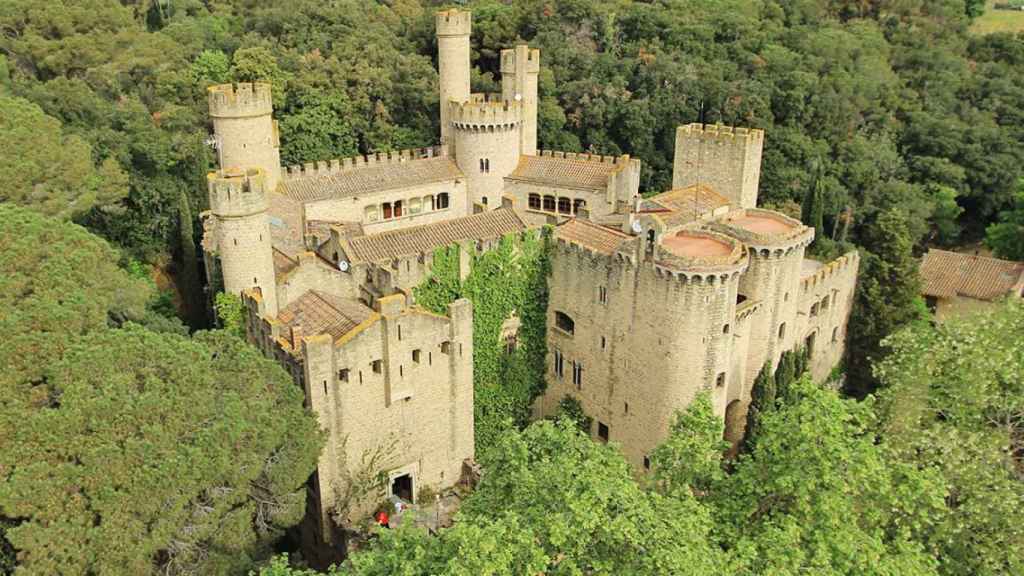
[673,124,763,210]
[795,252,860,381]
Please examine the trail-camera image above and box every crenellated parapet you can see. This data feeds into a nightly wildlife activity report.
[208,83,273,118]
[537,150,630,165]
[436,8,471,37]
[500,45,541,75]
[653,229,749,281]
[283,146,445,180]
[207,167,268,218]
[711,208,813,255]
[676,123,764,145]
[449,100,522,131]
[799,251,860,293]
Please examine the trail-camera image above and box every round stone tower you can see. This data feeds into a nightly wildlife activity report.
[207,167,278,316]
[208,82,282,191]
[450,97,523,208]
[649,230,749,418]
[436,9,471,155]
[715,209,813,386]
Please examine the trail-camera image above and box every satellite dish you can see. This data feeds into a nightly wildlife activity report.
[338,260,350,272]
[631,220,643,234]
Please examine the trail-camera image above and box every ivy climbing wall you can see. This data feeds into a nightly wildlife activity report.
[414,229,553,454]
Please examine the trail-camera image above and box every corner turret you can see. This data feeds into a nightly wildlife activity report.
[501,44,540,156]
[208,83,282,191]
[206,167,278,316]
[436,9,472,155]
[450,97,522,208]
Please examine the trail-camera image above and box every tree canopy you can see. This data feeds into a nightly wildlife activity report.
[0,205,323,575]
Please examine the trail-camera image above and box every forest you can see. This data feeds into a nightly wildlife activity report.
[1,0,1023,574]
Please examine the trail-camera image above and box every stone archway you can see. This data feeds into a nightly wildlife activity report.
[723,399,747,459]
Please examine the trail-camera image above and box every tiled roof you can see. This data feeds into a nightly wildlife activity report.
[272,248,298,276]
[920,249,1024,301]
[507,155,621,190]
[640,185,730,228]
[279,156,463,203]
[343,208,528,264]
[276,290,375,342]
[555,219,631,255]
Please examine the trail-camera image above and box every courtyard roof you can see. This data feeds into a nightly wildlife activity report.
[342,208,528,265]
[920,249,1024,301]
[507,154,624,191]
[555,218,632,255]
[276,290,376,343]
[279,156,463,203]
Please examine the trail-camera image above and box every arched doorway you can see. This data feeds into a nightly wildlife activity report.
[723,399,746,459]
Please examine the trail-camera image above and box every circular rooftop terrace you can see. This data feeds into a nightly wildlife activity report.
[663,231,734,258]
[728,213,797,235]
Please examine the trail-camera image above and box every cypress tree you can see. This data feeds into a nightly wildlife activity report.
[178,191,202,328]
[775,351,797,406]
[742,362,775,452]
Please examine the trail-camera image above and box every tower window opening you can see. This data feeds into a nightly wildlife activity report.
[624,402,629,414]
[479,158,485,173]
[234,238,238,246]
[601,335,606,349]
[716,372,726,388]
[723,324,730,334]
[397,325,402,340]
[372,360,383,374]
[778,322,786,340]
[323,380,328,395]
[412,349,421,363]
[339,369,350,382]
[441,341,452,355]
[554,311,575,335]
[832,326,839,342]
[529,194,541,210]
[437,192,450,210]
[485,158,490,172]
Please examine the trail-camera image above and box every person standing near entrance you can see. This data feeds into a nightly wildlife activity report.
[375,509,390,529]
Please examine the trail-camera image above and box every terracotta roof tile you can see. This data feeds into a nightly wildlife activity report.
[640,185,730,228]
[277,290,375,342]
[279,156,463,203]
[343,208,527,264]
[555,219,632,255]
[920,249,1024,301]
[507,155,622,190]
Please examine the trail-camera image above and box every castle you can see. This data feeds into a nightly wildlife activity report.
[200,8,858,543]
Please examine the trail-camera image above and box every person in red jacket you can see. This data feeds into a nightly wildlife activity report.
[375,509,390,529]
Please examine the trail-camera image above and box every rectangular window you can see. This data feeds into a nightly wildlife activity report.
[716,372,726,388]
[555,311,575,335]
[599,286,607,303]
[601,336,606,349]
[339,369,350,382]
[441,341,452,355]
[554,350,564,379]
[412,349,421,364]
[397,325,402,341]
[572,361,583,388]
[371,360,383,374]
[643,456,650,470]
[598,422,609,443]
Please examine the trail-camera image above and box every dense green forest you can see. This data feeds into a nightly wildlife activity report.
[2,0,1024,574]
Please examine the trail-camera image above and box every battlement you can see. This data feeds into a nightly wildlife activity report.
[500,45,541,74]
[283,146,445,180]
[538,150,631,166]
[449,100,522,129]
[712,208,813,250]
[677,123,764,145]
[469,93,506,104]
[655,229,747,275]
[208,83,273,118]
[800,251,860,293]
[436,9,471,37]
[207,167,268,217]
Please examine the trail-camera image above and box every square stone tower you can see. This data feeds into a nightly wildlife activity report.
[673,124,764,209]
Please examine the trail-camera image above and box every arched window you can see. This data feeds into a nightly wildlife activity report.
[543,195,556,212]
[646,229,656,252]
[832,326,839,342]
[482,197,488,205]
[393,200,403,218]
[528,193,541,210]
[554,311,575,335]
[778,322,786,339]
[484,158,490,173]
[573,198,586,214]
[437,192,450,210]
[558,197,572,214]
[382,202,393,219]
[479,158,485,173]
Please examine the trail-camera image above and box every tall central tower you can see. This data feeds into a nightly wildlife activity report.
[436,9,471,155]
[501,44,540,156]
[208,82,281,191]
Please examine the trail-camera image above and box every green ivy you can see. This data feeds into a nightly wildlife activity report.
[414,228,553,454]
